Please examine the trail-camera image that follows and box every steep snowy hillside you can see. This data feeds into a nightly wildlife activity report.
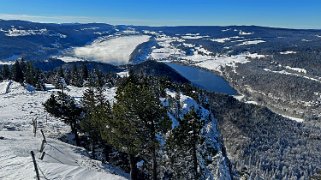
[0,81,126,180]
[159,89,231,179]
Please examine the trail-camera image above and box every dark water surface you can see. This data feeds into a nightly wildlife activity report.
[166,63,237,95]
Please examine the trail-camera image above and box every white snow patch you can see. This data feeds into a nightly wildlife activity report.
[0,61,14,65]
[264,68,320,83]
[181,35,209,39]
[122,29,138,34]
[55,56,86,63]
[285,66,307,74]
[81,27,100,31]
[221,29,231,32]
[279,114,304,123]
[246,53,266,59]
[211,36,242,43]
[238,40,266,46]
[5,28,48,36]
[117,71,129,78]
[142,30,159,35]
[149,35,185,60]
[195,53,257,73]
[245,101,258,105]
[302,39,311,42]
[233,94,245,101]
[239,31,253,35]
[280,51,297,55]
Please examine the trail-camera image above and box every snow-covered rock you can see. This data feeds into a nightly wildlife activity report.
[161,89,232,179]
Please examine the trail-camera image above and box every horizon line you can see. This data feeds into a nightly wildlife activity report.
[0,14,320,30]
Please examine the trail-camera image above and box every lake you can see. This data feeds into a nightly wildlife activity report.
[166,63,237,95]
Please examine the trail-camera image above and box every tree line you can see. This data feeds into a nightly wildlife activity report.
[43,73,208,180]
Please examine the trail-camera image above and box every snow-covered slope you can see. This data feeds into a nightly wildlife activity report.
[145,31,266,73]
[160,89,231,179]
[0,81,126,180]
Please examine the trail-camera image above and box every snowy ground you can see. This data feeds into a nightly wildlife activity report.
[0,81,127,180]
[146,31,266,73]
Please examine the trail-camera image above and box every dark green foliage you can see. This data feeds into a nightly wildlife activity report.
[167,109,203,179]
[81,63,89,80]
[129,60,190,84]
[110,75,171,180]
[24,62,37,85]
[11,60,24,83]
[81,87,112,159]
[70,64,83,87]
[1,65,11,80]
[205,91,321,179]
[43,92,82,146]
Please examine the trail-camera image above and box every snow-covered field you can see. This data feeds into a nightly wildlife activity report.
[4,28,48,36]
[211,36,242,43]
[59,35,150,65]
[238,40,265,46]
[146,31,266,73]
[280,51,297,55]
[0,81,126,180]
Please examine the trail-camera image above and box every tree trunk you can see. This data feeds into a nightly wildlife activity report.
[129,154,138,180]
[192,143,198,179]
[150,121,157,180]
[92,141,96,159]
[192,129,198,179]
[103,144,111,162]
[71,123,80,146]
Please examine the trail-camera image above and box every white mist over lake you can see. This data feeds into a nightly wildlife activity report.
[61,35,150,65]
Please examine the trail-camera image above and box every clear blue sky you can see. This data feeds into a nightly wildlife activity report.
[0,0,320,28]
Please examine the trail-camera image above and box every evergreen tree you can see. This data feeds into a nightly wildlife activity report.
[11,60,24,83]
[2,64,11,80]
[58,67,64,78]
[71,64,82,86]
[81,87,112,159]
[81,63,89,80]
[167,108,203,179]
[0,68,3,81]
[24,62,36,85]
[43,92,82,146]
[110,76,170,180]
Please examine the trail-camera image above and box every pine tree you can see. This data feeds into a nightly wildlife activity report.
[71,64,82,86]
[110,76,170,180]
[81,63,89,80]
[1,64,11,80]
[24,62,36,85]
[11,60,24,83]
[43,92,82,146]
[167,108,203,179]
[81,88,98,157]
[58,67,64,78]
[81,86,112,159]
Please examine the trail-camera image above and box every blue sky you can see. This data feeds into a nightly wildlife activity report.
[0,0,320,28]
